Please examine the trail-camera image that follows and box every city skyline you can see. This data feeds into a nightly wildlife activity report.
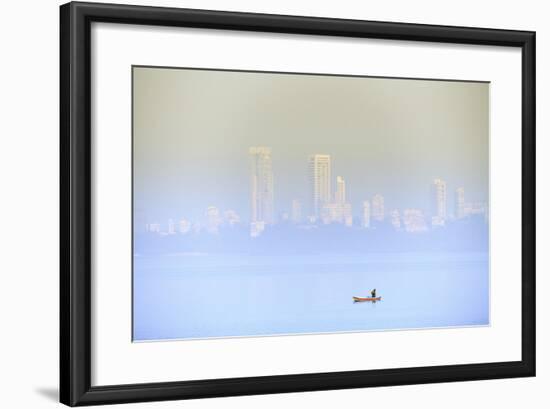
[249,147,274,237]
[143,147,488,237]
[133,67,489,225]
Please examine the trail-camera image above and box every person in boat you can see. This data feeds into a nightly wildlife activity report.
[371,288,376,298]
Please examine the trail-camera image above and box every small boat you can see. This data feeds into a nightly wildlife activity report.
[353,296,381,302]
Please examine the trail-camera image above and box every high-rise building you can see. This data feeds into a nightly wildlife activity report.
[223,210,241,226]
[250,221,265,238]
[464,202,487,220]
[391,209,401,230]
[291,199,302,223]
[167,219,175,234]
[335,176,346,204]
[250,147,274,226]
[320,202,352,226]
[178,218,191,234]
[455,187,465,220]
[146,223,161,233]
[320,203,337,224]
[403,209,428,233]
[362,201,371,228]
[343,205,353,227]
[206,206,222,233]
[372,194,385,222]
[308,154,331,218]
[319,174,353,226]
[466,202,488,223]
[431,178,447,227]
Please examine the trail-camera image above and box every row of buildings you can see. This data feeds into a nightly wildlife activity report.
[250,150,372,236]
[145,208,240,236]
[249,147,487,236]
[145,147,487,237]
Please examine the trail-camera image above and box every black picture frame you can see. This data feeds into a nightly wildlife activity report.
[60,1,536,406]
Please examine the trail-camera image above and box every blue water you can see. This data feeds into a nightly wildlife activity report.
[133,252,489,341]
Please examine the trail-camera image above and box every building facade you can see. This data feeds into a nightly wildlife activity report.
[391,209,401,230]
[335,175,346,204]
[249,147,274,226]
[308,154,331,218]
[431,178,447,226]
[372,194,385,222]
[362,200,371,228]
[403,209,428,233]
[455,187,465,220]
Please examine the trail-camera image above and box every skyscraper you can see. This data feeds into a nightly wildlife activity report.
[362,200,371,228]
[223,210,241,226]
[464,201,487,221]
[308,154,331,218]
[335,176,346,204]
[249,147,274,225]
[146,223,161,233]
[206,206,222,233]
[343,205,353,227]
[250,221,265,238]
[372,194,385,222]
[455,187,465,219]
[167,219,175,234]
[291,199,302,223]
[320,202,352,226]
[403,209,428,233]
[431,178,447,226]
[178,218,191,234]
[319,174,352,226]
[391,209,401,230]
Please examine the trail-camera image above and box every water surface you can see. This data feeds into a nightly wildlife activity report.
[133,252,489,341]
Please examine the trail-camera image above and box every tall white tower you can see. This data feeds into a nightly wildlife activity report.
[308,154,331,218]
[206,206,222,233]
[431,178,447,226]
[167,219,175,234]
[372,194,385,222]
[249,147,274,225]
[335,176,346,204]
[362,200,371,228]
[391,209,401,230]
[455,187,465,220]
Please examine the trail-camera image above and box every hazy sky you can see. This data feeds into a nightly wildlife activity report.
[133,66,489,223]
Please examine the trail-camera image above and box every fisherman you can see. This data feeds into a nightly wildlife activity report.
[371,288,376,298]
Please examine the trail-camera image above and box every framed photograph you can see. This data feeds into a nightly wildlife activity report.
[60,1,535,406]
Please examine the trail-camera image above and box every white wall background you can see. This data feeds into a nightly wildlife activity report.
[0,0,545,408]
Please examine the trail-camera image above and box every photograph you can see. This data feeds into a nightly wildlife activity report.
[0,0,541,407]
[132,66,490,341]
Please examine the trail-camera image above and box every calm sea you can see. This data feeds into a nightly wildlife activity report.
[133,252,489,341]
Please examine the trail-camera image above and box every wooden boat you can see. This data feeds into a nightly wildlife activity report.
[353,296,381,302]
